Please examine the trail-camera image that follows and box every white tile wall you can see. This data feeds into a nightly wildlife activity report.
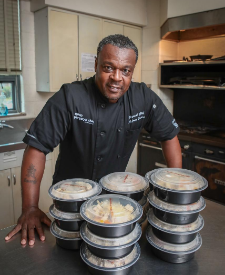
[142,0,177,114]
[178,37,225,59]
[20,0,53,119]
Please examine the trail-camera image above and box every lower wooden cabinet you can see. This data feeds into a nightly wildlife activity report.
[0,152,54,229]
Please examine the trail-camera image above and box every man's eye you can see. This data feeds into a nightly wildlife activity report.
[123,69,130,75]
[104,66,113,71]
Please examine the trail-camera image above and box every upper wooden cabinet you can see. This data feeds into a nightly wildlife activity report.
[34,8,142,92]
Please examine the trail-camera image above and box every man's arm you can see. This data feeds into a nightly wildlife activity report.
[161,136,182,168]
[5,145,51,245]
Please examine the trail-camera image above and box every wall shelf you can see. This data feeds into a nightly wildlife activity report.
[159,61,225,90]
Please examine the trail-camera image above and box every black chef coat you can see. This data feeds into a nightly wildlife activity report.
[23,76,179,184]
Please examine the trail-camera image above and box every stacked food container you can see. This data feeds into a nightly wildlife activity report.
[145,168,208,263]
[80,194,143,274]
[99,172,149,227]
[48,178,102,250]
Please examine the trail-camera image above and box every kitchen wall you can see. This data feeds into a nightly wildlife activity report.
[142,0,174,114]
[18,0,53,120]
[178,37,225,59]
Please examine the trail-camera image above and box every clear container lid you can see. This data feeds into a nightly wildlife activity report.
[146,168,208,192]
[148,191,206,214]
[147,208,204,234]
[137,212,147,226]
[100,172,148,193]
[49,204,83,221]
[80,194,143,226]
[48,178,102,201]
[50,221,81,240]
[146,226,202,254]
[80,222,142,248]
[80,242,140,270]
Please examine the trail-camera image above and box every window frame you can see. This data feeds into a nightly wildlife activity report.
[0,74,21,114]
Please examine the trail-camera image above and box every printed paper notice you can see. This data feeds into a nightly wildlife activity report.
[81,53,96,72]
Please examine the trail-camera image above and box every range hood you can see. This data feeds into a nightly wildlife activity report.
[161,8,225,42]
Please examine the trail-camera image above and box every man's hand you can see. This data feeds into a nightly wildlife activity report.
[5,206,51,246]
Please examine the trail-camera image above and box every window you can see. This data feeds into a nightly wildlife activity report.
[0,0,22,115]
[0,75,21,114]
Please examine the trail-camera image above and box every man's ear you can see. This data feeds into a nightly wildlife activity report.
[95,56,97,72]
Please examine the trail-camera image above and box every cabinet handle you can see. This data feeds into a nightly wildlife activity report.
[205,149,214,154]
[155,162,167,168]
[80,74,82,81]
[76,74,78,81]
[7,176,10,186]
[13,174,16,185]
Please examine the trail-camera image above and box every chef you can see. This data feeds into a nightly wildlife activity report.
[5,34,182,246]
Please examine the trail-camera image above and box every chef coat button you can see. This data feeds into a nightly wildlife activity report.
[117,128,122,133]
[100,131,106,136]
[97,156,102,162]
[101,104,106,109]
[117,155,121,158]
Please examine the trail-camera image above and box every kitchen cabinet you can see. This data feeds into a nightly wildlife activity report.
[35,8,142,92]
[78,15,102,80]
[0,150,54,229]
[35,8,78,92]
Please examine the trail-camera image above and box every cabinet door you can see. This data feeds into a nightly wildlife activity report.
[49,10,78,92]
[79,15,102,80]
[0,169,14,229]
[124,26,142,82]
[103,20,123,37]
[39,159,53,213]
[11,167,22,223]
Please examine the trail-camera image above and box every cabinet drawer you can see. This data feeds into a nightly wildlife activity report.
[0,149,24,170]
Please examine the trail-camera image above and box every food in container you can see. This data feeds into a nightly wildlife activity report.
[80,194,143,238]
[146,168,208,204]
[146,226,202,263]
[50,221,82,250]
[80,242,141,275]
[80,222,142,259]
[147,208,204,244]
[148,191,206,225]
[48,178,102,212]
[100,172,148,201]
[49,204,84,231]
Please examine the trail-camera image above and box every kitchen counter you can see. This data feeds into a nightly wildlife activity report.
[0,199,224,275]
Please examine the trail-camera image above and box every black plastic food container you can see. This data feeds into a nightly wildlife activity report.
[80,194,143,238]
[80,242,141,275]
[146,226,202,264]
[48,178,102,212]
[50,221,82,250]
[146,168,208,205]
[49,204,84,231]
[153,207,199,225]
[80,222,142,259]
[99,172,148,202]
[148,191,206,225]
[147,208,204,244]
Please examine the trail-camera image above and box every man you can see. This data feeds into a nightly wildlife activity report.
[5,34,182,246]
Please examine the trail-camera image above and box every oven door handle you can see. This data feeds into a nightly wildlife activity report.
[139,143,186,156]
[195,156,225,165]
[139,143,162,150]
[155,162,167,168]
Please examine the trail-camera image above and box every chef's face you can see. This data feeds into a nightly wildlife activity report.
[95,44,136,103]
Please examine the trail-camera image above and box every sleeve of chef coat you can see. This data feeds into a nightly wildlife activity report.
[23,84,71,155]
[143,85,180,141]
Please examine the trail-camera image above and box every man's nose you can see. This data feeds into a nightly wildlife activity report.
[110,69,122,81]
